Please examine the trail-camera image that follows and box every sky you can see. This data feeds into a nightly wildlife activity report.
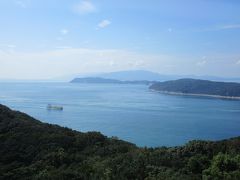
[0,0,240,79]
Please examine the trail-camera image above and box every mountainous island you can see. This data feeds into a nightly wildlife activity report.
[67,70,240,83]
[71,77,154,85]
[71,77,240,100]
[97,70,240,82]
[150,79,240,99]
[1,104,240,179]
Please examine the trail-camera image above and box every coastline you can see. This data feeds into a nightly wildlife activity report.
[150,89,240,100]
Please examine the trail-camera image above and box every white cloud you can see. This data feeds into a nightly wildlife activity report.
[60,29,69,35]
[97,20,111,29]
[73,1,96,15]
[236,60,240,65]
[196,60,207,66]
[15,1,27,8]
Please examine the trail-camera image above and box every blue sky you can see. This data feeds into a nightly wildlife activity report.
[0,0,240,79]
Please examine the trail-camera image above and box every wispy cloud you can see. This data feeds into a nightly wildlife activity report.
[0,44,16,48]
[168,28,173,32]
[1,48,239,79]
[60,29,69,35]
[8,45,16,49]
[218,24,240,30]
[15,0,27,8]
[0,48,175,79]
[73,1,96,15]
[97,20,111,29]
[56,37,63,41]
[202,24,240,32]
[236,60,240,65]
[0,44,17,54]
[196,60,206,66]
[196,56,207,66]
[55,46,72,49]
[0,44,16,49]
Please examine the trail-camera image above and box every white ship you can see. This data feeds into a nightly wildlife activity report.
[47,104,63,111]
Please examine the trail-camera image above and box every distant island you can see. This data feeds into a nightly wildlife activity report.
[1,104,240,179]
[150,78,240,99]
[96,70,173,81]
[71,77,240,100]
[71,77,155,85]
[65,70,240,82]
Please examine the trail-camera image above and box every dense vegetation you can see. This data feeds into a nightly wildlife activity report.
[1,104,240,179]
[150,79,240,97]
[71,77,154,85]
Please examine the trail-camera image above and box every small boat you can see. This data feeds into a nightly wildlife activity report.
[47,104,63,111]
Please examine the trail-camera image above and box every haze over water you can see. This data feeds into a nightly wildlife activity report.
[0,82,240,147]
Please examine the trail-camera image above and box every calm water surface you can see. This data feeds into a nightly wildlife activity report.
[0,82,240,147]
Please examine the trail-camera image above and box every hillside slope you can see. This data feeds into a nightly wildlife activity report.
[1,104,240,179]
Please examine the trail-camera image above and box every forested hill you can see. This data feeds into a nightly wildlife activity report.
[150,78,240,98]
[1,104,240,179]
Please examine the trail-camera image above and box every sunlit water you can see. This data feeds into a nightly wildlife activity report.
[0,82,240,147]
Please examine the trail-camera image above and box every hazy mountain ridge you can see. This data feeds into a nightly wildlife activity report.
[72,70,240,82]
[71,77,122,83]
[70,77,155,85]
[1,70,240,83]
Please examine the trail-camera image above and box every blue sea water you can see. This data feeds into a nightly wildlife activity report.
[0,82,240,147]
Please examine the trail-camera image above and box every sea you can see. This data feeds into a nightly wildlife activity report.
[0,82,240,147]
